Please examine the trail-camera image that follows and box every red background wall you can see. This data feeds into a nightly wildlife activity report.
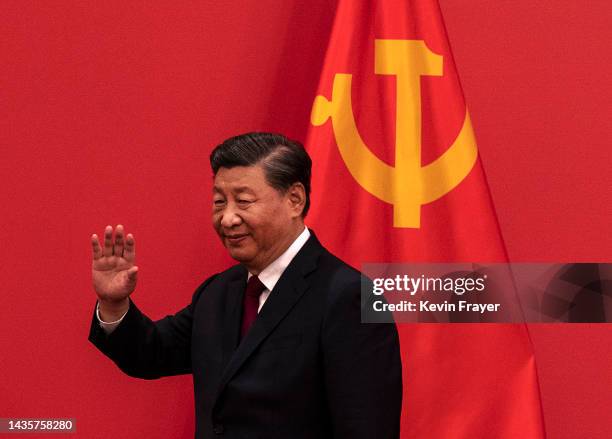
[440,2,612,438]
[1,1,610,438]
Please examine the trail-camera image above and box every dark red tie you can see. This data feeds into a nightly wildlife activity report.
[240,275,266,338]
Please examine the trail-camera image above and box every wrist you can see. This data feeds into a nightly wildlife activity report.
[98,298,129,322]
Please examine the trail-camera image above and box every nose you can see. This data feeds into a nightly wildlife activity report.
[219,203,243,229]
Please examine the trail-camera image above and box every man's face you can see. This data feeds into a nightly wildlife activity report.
[212,164,300,273]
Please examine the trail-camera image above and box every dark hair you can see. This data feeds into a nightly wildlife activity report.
[210,132,312,217]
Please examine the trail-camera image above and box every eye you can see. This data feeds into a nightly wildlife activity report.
[213,198,226,206]
[237,199,253,205]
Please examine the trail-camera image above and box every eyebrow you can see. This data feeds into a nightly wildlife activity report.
[213,185,255,194]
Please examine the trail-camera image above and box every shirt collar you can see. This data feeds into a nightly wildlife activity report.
[247,226,311,292]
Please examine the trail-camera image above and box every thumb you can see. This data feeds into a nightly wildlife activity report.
[127,266,139,280]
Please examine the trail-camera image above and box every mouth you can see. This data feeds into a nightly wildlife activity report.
[224,233,248,245]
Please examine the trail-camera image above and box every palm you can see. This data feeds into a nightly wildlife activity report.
[93,255,134,298]
[91,225,138,302]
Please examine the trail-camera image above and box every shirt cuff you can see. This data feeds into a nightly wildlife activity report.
[96,301,129,334]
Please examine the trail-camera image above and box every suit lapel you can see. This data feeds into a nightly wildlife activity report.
[220,268,247,367]
[214,233,323,404]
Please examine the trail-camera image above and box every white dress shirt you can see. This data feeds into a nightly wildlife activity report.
[97,226,311,334]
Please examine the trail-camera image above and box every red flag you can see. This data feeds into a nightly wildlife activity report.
[306,1,546,437]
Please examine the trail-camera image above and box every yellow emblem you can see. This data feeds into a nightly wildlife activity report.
[311,39,478,228]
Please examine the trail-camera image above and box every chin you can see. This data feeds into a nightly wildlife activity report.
[227,248,254,264]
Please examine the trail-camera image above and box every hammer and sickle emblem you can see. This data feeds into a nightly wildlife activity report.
[311,40,478,228]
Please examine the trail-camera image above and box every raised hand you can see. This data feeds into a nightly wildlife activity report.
[91,225,138,319]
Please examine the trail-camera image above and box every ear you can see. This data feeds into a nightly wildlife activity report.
[286,183,306,218]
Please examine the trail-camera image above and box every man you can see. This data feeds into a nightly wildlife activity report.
[89,132,402,438]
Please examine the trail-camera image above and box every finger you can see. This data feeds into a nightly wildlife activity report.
[124,233,136,263]
[103,225,113,257]
[114,224,125,257]
[91,234,103,260]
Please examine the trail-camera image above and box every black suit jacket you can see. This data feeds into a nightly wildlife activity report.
[89,232,402,438]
